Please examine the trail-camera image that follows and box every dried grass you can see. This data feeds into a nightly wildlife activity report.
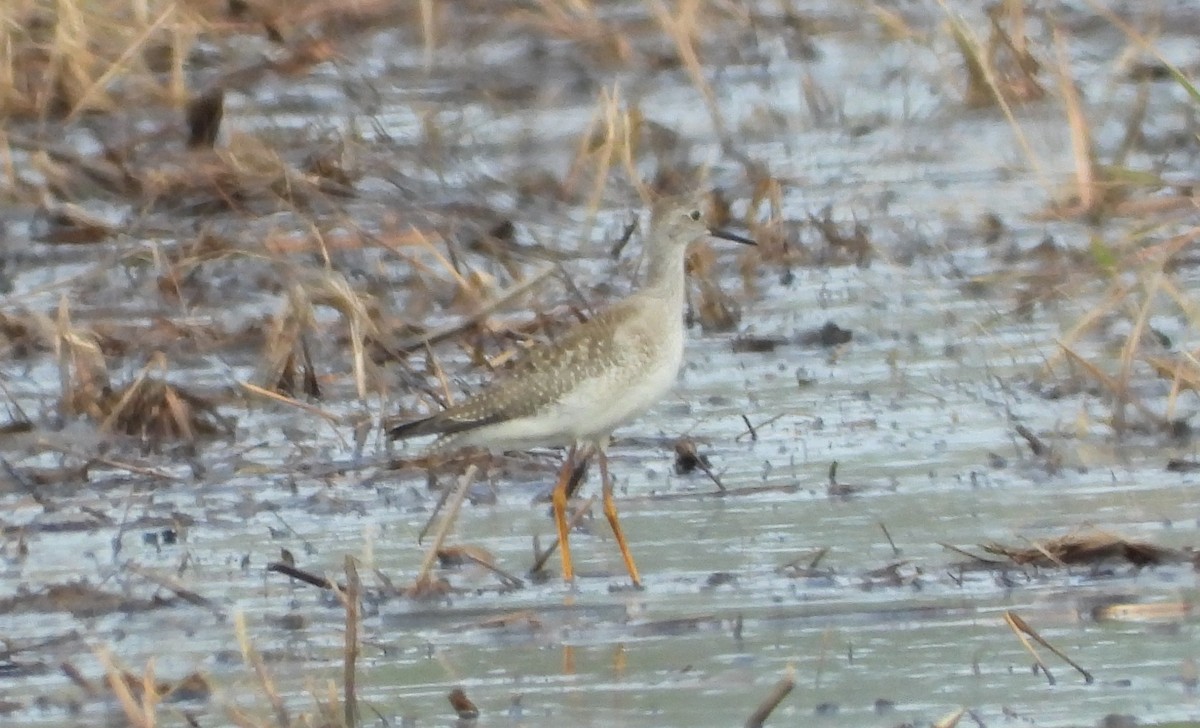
[0,0,213,121]
[942,0,1044,109]
[1039,227,1200,437]
[516,0,635,66]
[981,530,1183,568]
[101,371,233,445]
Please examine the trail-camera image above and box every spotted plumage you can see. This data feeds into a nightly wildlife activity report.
[390,196,752,453]
[387,195,754,586]
[390,291,681,453]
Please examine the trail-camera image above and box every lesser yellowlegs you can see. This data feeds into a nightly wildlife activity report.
[389,196,755,586]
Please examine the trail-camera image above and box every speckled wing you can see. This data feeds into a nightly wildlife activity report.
[388,304,638,443]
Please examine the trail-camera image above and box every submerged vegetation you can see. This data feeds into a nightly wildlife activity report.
[1,1,1198,726]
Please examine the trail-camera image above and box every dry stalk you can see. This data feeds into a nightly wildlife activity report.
[64,3,176,121]
[870,5,921,41]
[235,610,290,727]
[933,708,967,728]
[937,1,1048,192]
[397,226,485,308]
[565,84,632,230]
[97,352,167,434]
[1085,0,1200,106]
[1057,343,1161,428]
[393,263,556,352]
[1112,269,1163,434]
[647,0,727,138]
[520,0,632,63]
[1042,275,1134,374]
[2,0,211,120]
[744,662,795,728]
[335,556,360,728]
[1051,24,1098,216]
[528,494,597,577]
[303,270,381,401]
[411,464,478,592]
[1003,610,1093,684]
[95,646,154,728]
[53,295,109,421]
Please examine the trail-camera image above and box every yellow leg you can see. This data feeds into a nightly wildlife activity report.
[552,445,577,583]
[599,449,642,588]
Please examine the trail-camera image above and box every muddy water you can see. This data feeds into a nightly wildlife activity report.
[3,2,1200,727]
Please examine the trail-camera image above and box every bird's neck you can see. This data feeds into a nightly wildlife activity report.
[641,245,687,309]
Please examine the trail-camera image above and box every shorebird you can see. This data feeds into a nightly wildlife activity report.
[388,196,755,587]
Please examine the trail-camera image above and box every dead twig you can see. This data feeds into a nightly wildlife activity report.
[411,465,477,592]
[529,494,597,577]
[393,265,556,353]
[418,477,455,545]
[744,663,796,728]
[267,562,341,591]
[447,548,525,590]
[336,556,360,728]
[740,414,757,441]
[235,611,290,726]
[1004,610,1093,685]
[125,563,223,618]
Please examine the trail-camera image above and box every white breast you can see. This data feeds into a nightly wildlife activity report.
[565,312,685,441]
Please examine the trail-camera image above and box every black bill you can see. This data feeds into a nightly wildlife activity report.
[708,228,757,246]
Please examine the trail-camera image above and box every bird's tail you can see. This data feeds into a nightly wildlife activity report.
[387,415,439,441]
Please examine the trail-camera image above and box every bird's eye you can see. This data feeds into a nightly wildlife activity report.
[688,209,701,221]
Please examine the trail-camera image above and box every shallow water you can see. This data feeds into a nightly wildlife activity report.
[2,2,1200,727]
